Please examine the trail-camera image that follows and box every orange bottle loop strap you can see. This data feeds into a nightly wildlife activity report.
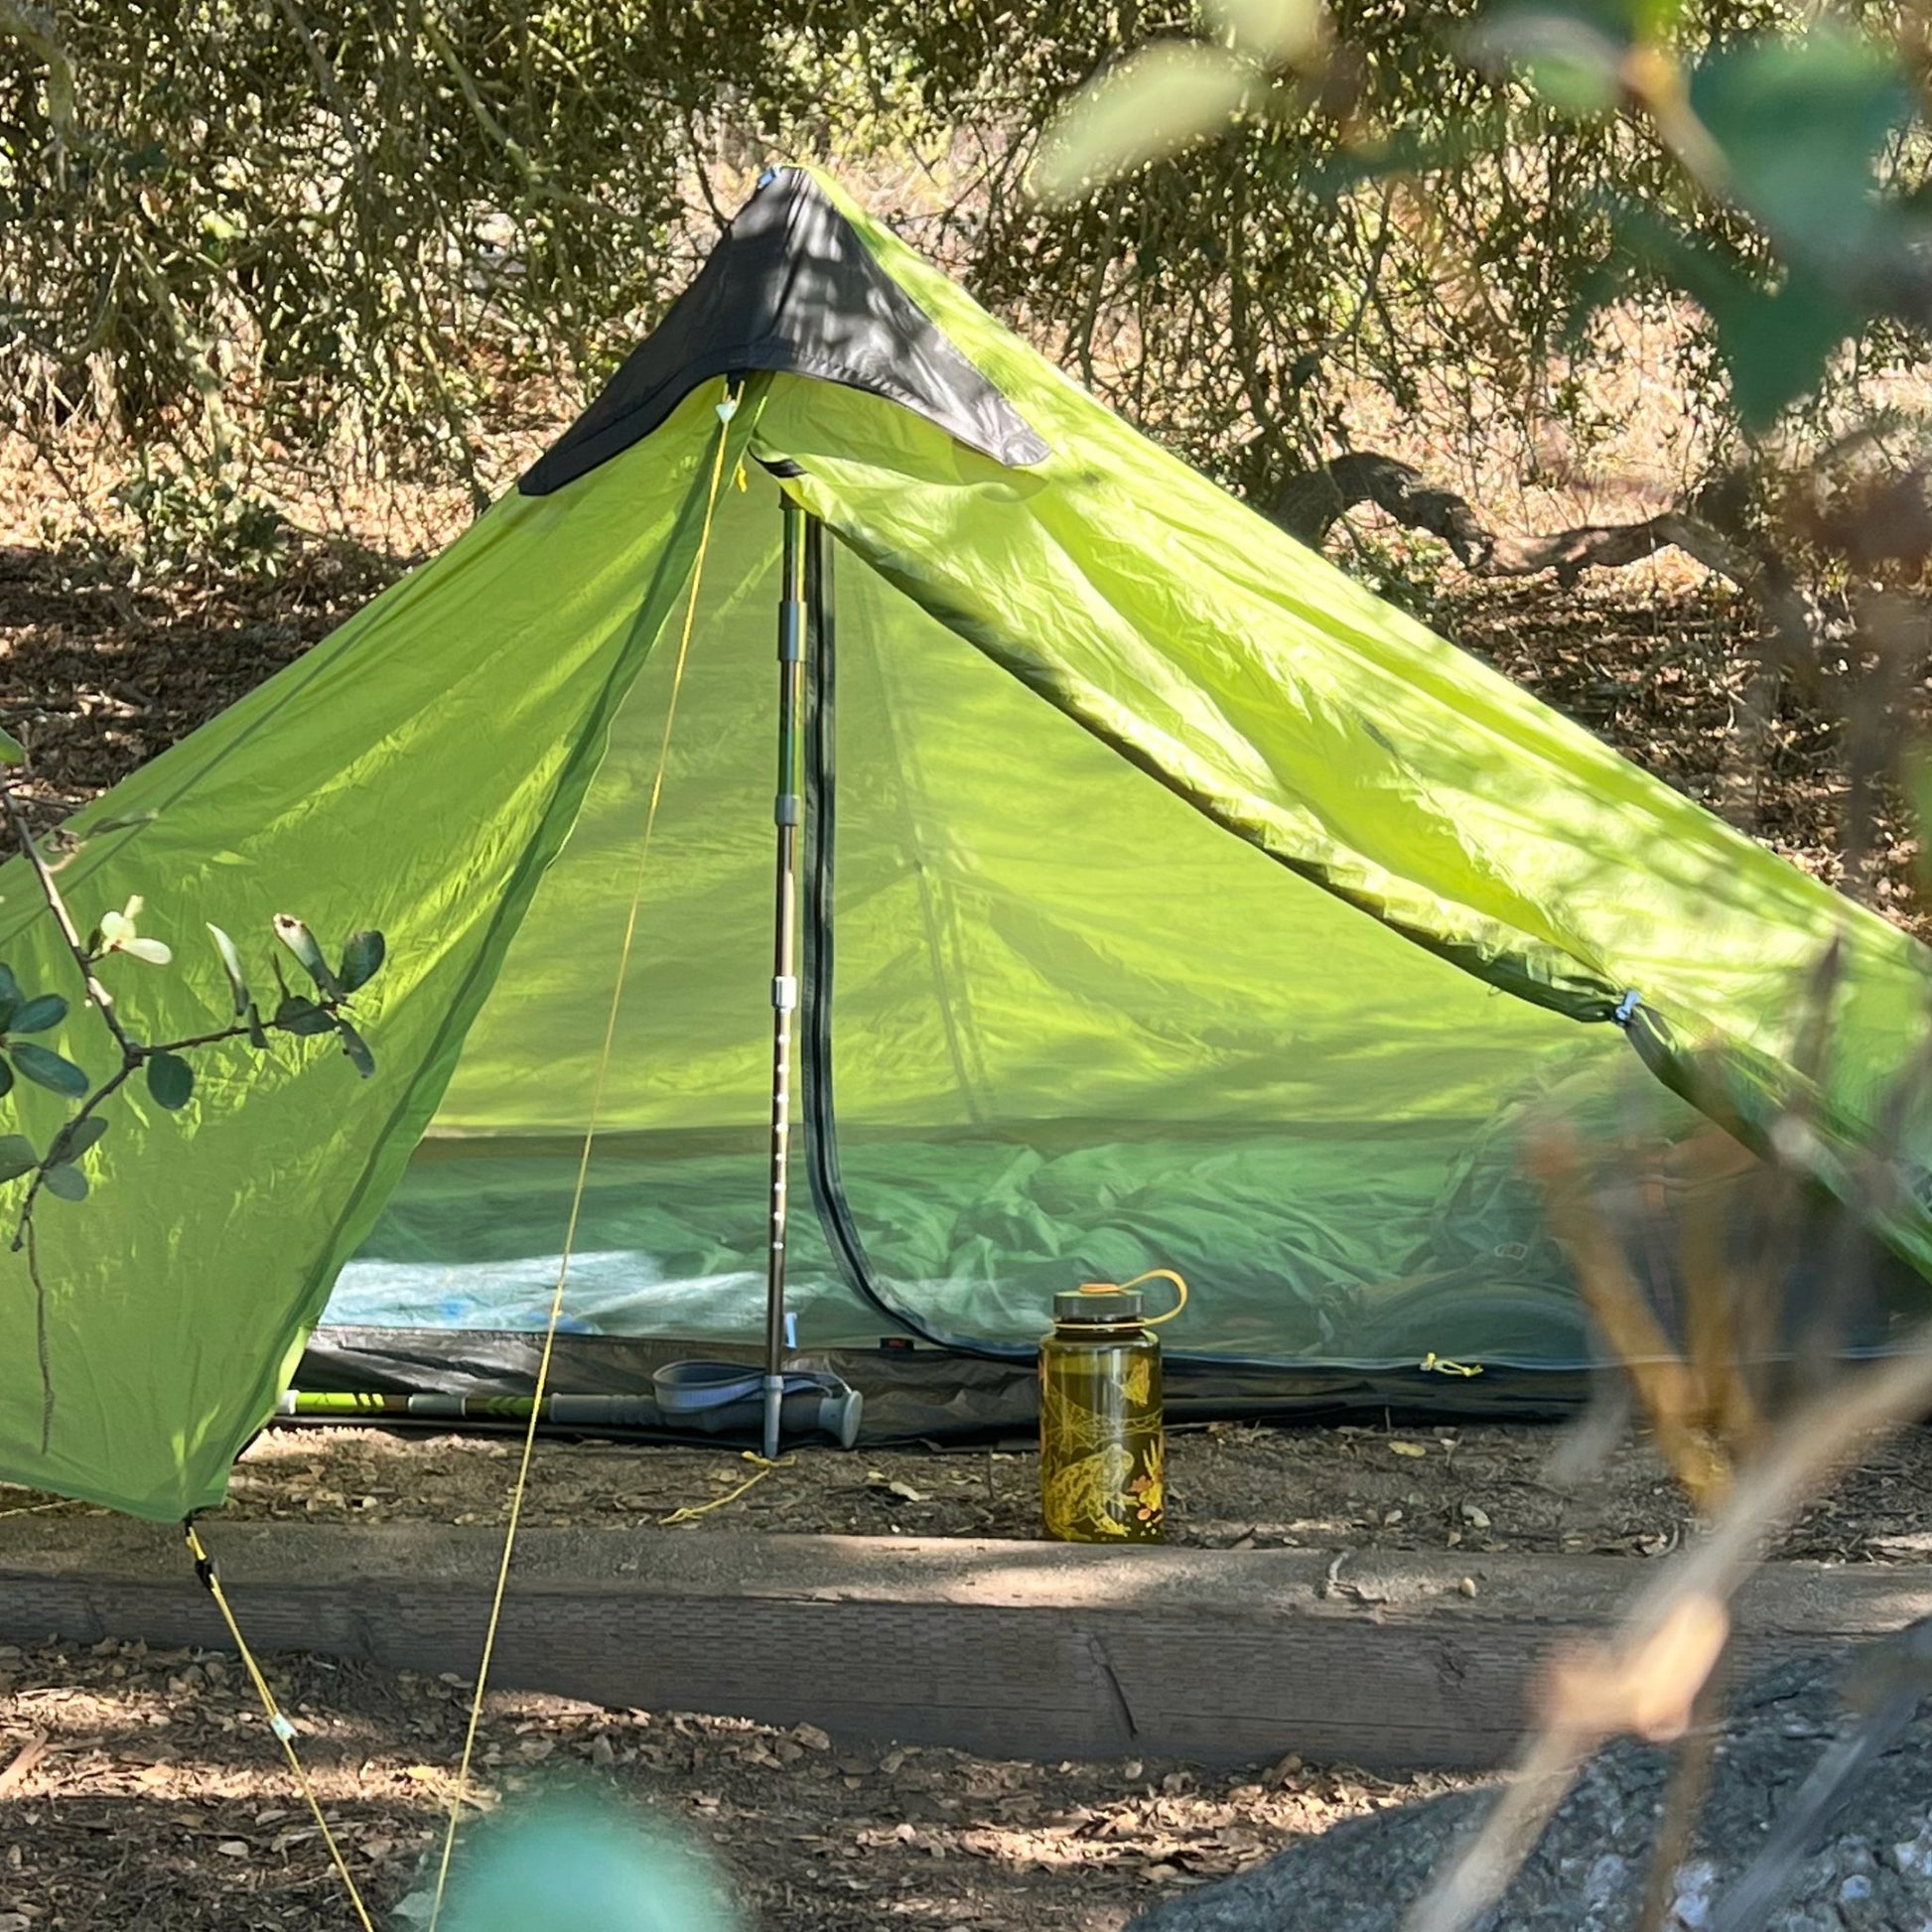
[1074,1268,1189,1324]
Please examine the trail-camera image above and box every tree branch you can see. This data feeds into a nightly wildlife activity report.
[0,782,140,1060]
[1266,452,1496,568]
[7,1060,136,1247]
[1259,450,1830,674]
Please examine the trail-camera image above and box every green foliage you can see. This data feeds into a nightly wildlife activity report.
[40,1163,86,1202]
[271,994,337,1037]
[0,897,388,1237]
[1,0,1925,579]
[273,913,343,999]
[49,1117,108,1164]
[1520,18,1923,427]
[1034,45,1272,207]
[8,994,67,1035]
[145,1052,194,1111]
[9,1041,88,1098]
[1,0,859,504]
[110,455,288,579]
[340,929,386,995]
[1035,0,1324,204]
[1031,0,1932,474]
[334,1019,376,1079]
[1691,29,1910,258]
[11,0,1915,543]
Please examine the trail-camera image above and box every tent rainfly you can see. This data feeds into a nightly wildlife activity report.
[2,167,1929,1522]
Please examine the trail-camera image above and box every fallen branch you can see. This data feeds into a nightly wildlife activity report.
[1260,449,1839,696]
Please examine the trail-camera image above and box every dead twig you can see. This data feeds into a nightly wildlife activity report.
[1405,1334,1932,1932]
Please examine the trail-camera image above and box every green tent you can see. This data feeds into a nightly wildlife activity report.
[2,167,1927,1521]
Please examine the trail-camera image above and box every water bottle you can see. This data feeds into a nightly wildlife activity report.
[1037,1271,1186,1543]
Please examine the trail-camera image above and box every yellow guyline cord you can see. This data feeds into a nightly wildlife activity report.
[425,392,745,1932]
[658,1447,793,1526]
[181,1521,379,1932]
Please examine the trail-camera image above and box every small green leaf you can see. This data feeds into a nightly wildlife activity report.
[0,1134,37,1181]
[49,1114,107,1163]
[118,935,173,966]
[245,1002,270,1051]
[273,914,344,999]
[9,1041,89,1098]
[339,929,386,994]
[8,993,68,1035]
[335,1017,376,1079]
[42,1162,87,1202]
[0,1056,14,1101]
[272,994,336,1037]
[0,725,24,764]
[0,963,22,1031]
[207,923,251,1016]
[146,1051,195,1111]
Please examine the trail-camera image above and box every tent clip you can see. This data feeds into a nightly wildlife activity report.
[184,1518,216,1592]
[1612,989,1642,1028]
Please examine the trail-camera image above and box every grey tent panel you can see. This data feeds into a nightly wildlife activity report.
[519,168,1047,494]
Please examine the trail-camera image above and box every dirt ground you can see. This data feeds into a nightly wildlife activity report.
[0,1634,1476,1932]
[7,1419,1925,1926]
[213,1416,1932,1563]
[10,1415,1932,1564]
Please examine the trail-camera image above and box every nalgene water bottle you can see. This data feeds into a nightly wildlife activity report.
[1038,1283,1166,1543]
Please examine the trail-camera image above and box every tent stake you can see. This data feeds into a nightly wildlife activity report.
[763,496,808,1459]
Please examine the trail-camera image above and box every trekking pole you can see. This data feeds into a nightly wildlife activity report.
[763,496,807,1459]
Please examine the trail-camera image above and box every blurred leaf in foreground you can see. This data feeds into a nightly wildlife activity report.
[426,1794,743,1932]
[1032,0,1326,206]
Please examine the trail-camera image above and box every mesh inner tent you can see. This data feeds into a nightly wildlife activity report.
[328,481,1673,1371]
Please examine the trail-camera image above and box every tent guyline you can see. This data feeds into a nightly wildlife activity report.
[183,1520,379,1932]
[1,163,1929,1527]
[424,394,768,1922]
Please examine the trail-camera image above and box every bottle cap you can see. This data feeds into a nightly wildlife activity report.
[1053,1285,1145,1325]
